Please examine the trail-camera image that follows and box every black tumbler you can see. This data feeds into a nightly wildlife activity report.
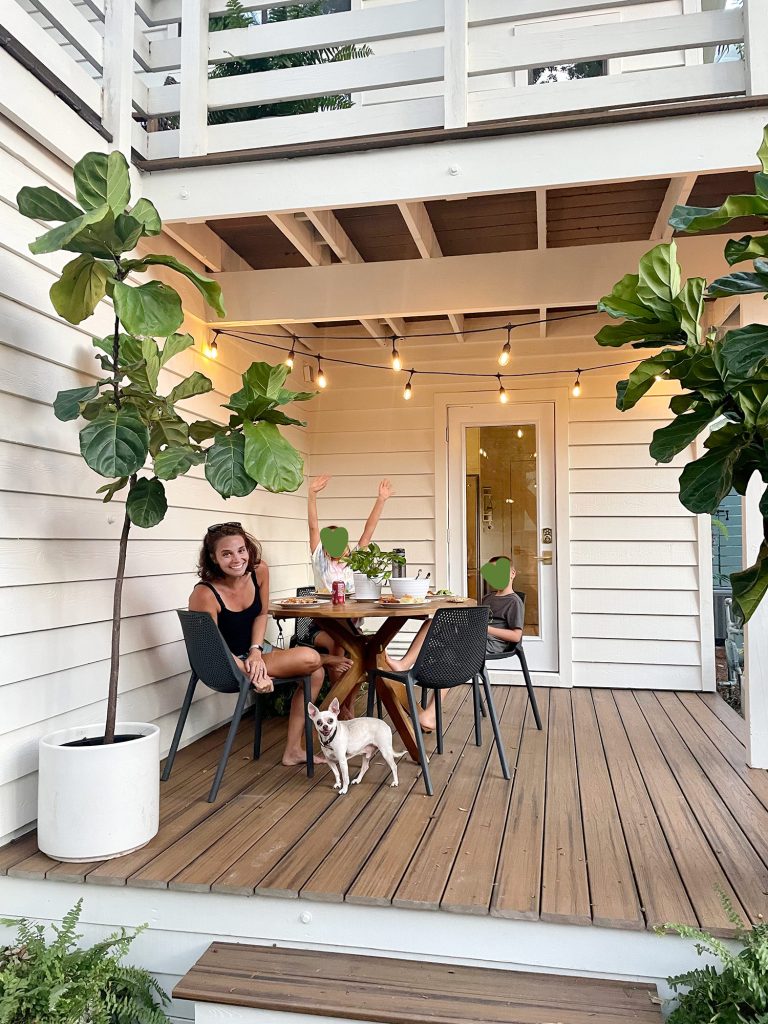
[392,548,406,578]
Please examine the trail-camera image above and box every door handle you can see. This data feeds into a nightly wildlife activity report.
[535,552,553,565]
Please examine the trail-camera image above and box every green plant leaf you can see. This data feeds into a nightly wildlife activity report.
[636,243,680,320]
[678,445,741,514]
[79,410,149,477]
[670,194,768,233]
[616,351,680,412]
[154,444,205,480]
[277,387,315,404]
[597,274,655,321]
[722,324,768,377]
[96,477,129,502]
[53,384,100,421]
[724,234,768,266]
[113,280,184,337]
[73,151,131,214]
[124,254,226,317]
[50,254,111,324]
[731,542,768,624]
[595,320,683,348]
[669,392,699,415]
[649,405,719,463]
[259,408,306,427]
[189,418,226,443]
[112,213,144,253]
[126,476,167,527]
[167,371,213,404]
[243,420,303,493]
[673,277,705,345]
[160,332,195,367]
[130,197,162,235]
[150,416,188,454]
[205,432,257,498]
[16,185,82,222]
[128,337,160,392]
[29,202,112,255]
[708,269,768,297]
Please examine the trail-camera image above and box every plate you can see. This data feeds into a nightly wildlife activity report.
[278,599,319,608]
[377,599,431,608]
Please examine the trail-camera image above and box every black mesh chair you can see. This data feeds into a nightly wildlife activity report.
[371,607,510,796]
[162,610,314,803]
[483,591,542,732]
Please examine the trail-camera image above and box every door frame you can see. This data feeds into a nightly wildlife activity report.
[434,387,573,687]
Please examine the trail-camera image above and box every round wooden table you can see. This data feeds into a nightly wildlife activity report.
[269,597,476,761]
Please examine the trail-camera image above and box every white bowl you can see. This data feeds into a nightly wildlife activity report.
[389,577,430,600]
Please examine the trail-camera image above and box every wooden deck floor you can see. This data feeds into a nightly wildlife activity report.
[3,687,767,936]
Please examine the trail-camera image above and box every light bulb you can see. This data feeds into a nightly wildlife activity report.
[392,349,402,372]
[208,338,218,359]
[571,380,582,397]
[317,369,327,389]
[498,343,511,367]
[499,385,508,404]
[285,350,295,369]
[403,381,412,400]
[516,427,523,438]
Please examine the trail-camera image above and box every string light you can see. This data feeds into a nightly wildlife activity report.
[285,336,296,369]
[516,428,524,438]
[391,336,402,373]
[205,331,219,359]
[498,324,512,367]
[316,355,327,389]
[403,369,414,400]
[571,370,582,398]
[497,374,508,404]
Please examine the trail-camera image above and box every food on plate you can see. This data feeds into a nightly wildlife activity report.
[379,595,401,604]
[428,588,454,597]
[280,596,317,606]
[380,594,420,605]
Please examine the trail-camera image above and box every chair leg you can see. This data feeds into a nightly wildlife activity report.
[366,670,376,717]
[434,689,443,755]
[209,680,250,803]
[253,694,263,760]
[161,671,198,782]
[516,647,542,730]
[481,670,510,780]
[472,676,482,746]
[376,692,383,720]
[303,675,314,778]
[405,675,432,796]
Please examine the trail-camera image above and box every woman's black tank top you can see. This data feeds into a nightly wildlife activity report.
[196,572,261,655]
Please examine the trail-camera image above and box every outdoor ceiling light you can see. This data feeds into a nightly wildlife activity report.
[285,337,296,369]
[403,370,414,400]
[391,336,402,372]
[571,370,582,398]
[498,325,512,367]
[316,355,327,389]
[497,374,508,404]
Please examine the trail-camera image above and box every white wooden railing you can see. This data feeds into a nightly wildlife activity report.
[4,0,767,163]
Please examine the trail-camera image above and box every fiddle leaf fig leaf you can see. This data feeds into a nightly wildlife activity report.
[597,274,655,321]
[126,337,161,392]
[123,254,225,318]
[731,542,768,624]
[636,243,680,320]
[167,371,213,405]
[113,281,184,337]
[53,385,100,422]
[678,445,741,514]
[243,420,304,493]
[226,362,289,415]
[722,324,768,378]
[79,410,149,477]
[189,418,226,443]
[724,235,768,266]
[160,332,194,367]
[670,194,768,233]
[16,185,82,222]
[595,320,683,348]
[154,444,205,480]
[50,254,111,324]
[205,432,256,498]
[708,269,768,297]
[649,405,720,463]
[150,416,188,454]
[616,351,680,412]
[130,198,162,236]
[95,476,128,502]
[673,277,705,345]
[73,151,131,215]
[276,387,315,405]
[259,409,306,427]
[29,203,111,255]
[126,476,167,528]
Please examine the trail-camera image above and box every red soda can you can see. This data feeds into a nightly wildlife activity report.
[331,580,346,605]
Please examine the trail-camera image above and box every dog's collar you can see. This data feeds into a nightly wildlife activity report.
[320,726,338,747]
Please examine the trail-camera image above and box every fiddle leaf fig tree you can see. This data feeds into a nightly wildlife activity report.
[17,151,313,743]
[594,125,768,624]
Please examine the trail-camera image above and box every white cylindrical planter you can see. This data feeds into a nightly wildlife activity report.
[352,573,383,600]
[38,722,160,862]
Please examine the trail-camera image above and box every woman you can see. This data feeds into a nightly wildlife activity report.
[189,522,350,766]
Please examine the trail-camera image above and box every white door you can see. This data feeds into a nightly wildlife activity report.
[447,401,559,673]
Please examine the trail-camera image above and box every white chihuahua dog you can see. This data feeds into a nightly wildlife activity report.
[307,698,405,795]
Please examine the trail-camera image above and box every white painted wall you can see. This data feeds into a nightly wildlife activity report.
[311,323,713,689]
[0,116,314,846]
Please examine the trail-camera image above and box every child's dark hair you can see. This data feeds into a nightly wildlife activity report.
[198,523,262,581]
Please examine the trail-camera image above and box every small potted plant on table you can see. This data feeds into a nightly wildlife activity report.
[343,543,405,600]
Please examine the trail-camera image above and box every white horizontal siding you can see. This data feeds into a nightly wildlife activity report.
[0,120,312,845]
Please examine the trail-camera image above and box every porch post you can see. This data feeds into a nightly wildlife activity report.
[103,0,136,158]
[179,0,210,158]
[443,0,468,129]
[743,0,768,96]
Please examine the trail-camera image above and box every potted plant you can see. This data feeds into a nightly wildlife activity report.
[0,898,170,1023]
[17,151,313,861]
[342,543,405,600]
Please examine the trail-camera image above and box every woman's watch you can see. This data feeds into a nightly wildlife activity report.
[249,643,264,652]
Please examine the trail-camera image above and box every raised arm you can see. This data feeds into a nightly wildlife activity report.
[358,479,394,548]
[308,474,330,552]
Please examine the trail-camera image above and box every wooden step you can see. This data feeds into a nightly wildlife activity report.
[174,942,663,1024]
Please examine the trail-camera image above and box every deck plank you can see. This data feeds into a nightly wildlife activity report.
[0,832,39,875]
[540,689,591,926]
[614,690,748,935]
[591,689,696,931]
[393,688,512,911]
[698,692,746,742]
[636,691,768,925]
[572,690,644,930]
[441,687,527,915]
[491,689,550,920]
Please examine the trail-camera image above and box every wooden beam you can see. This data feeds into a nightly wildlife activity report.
[385,317,408,337]
[536,189,547,338]
[269,213,331,267]
[359,320,387,348]
[447,313,465,342]
[208,235,728,327]
[651,175,697,242]
[398,201,441,260]
[304,209,362,264]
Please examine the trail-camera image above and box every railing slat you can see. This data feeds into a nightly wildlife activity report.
[148,47,443,116]
[104,0,137,157]
[148,0,444,72]
[470,9,744,76]
[470,0,667,25]
[25,0,104,72]
[444,0,469,129]
[179,0,209,158]
[744,0,768,96]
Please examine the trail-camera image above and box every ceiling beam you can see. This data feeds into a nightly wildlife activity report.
[536,188,548,339]
[268,212,331,266]
[651,174,697,241]
[208,234,727,327]
[398,200,464,342]
[304,208,363,264]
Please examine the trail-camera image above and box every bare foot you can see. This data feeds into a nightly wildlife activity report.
[385,653,411,673]
[282,751,325,766]
[322,654,353,674]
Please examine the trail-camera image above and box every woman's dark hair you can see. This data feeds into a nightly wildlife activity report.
[198,523,262,581]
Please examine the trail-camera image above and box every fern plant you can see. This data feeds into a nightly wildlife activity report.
[0,899,169,1024]
[658,890,768,1022]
